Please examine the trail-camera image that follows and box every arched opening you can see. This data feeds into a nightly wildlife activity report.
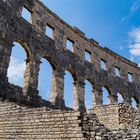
[131,97,138,109]
[7,42,27,87]
[64,70,74,108]
[102,86,111,105]
[85,80,93,109]
[38,58,53,100]
[117,92,124,103]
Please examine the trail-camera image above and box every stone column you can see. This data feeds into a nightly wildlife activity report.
[137,103,140,111]
[49,69,65,108]
[92,88,102,106]
[23,54,41,98]
[73,80,86,112]
[109,94,118,104]
[124,97,131,106]
[0,38,13,82]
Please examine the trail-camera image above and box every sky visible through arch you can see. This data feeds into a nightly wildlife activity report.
[8,0,140,109]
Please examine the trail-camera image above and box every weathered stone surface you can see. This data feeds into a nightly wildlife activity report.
[0,0,140,110]
[0,0,140,139]
[0,100,140,139]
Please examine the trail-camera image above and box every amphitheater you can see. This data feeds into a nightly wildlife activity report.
[0,0,140,139]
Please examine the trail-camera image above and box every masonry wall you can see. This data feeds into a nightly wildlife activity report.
[91,103,140,131]
[0,1,140,139]
[0,100,84,140]
[0,0,140,111]
[0,100,140,140]
[92,104,120,129]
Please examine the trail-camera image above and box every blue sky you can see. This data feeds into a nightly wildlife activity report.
[43,0,140,63]
[8,0,140,109]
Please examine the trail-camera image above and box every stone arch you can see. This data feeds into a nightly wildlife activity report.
[38,57,54,100]
[86,78,95,89]
[131,96,139,109]
[64,65,83,110]
[117,92,125,103]
[43,54,57,71]
[66,66,77,82]
[102,84,112,105]
[64,70,75,108]
[84,79,95,109]
[117,87,133,105]
[7,41,31,87]
[103,84,112,95]
[37,50,58,98]
[15,40,32,62]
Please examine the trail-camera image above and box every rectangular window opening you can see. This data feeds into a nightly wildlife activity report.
[85,50,91,62]
[21,6,32,23]
[115,66,120,77]
[101,59,107,70]
[66,39,74,52]
[128,72,133,82]
[46,24,54,39]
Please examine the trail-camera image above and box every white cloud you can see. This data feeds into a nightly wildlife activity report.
[129,43,140,56]
[121,0,140,21]
[129,27,140,42]
[130,0,140,13]
[7,57,26,86]
[128,27,140,57]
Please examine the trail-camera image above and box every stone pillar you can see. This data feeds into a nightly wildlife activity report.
[109,94,118,104]
[23,54,41,98]
[124,97,131,106]
[137,103,140,111]
[49,69,65,108]
[0,38,13,82]
[92,88,102,106]
[73,80,86,112]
